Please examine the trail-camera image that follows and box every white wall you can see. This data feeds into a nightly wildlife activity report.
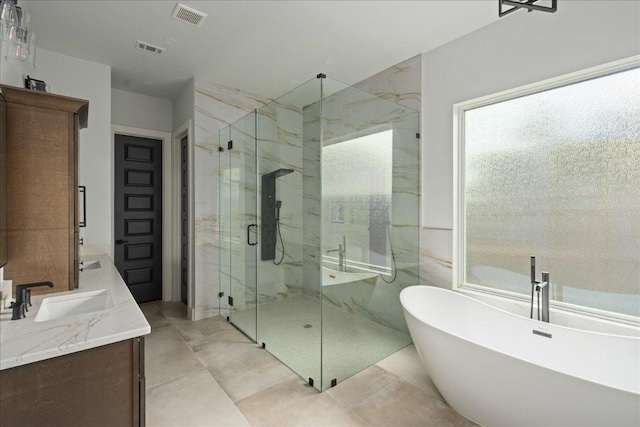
[173,78,194,130]
[421,0,640,229]
[112,89,173,133]
[0,48,112,250]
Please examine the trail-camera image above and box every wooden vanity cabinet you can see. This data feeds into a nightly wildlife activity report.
[0,85,88,295]
[0,337,145,427]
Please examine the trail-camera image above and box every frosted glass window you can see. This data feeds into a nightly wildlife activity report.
[462,67,640,317]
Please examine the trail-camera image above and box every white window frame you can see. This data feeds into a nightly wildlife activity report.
[452,55,640,326]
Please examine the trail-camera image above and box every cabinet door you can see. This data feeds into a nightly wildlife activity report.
[0,338,139,426]
[5,104,73,293]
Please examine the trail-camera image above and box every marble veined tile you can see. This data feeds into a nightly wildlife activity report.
[139,302,171,330]
[145,325,204,388]
[376,344,441,399]
[170,314,235,343]
[352,380,476,427]
[196,80,271,115]
[146,368,250,427]
[419,227,453,289]
[327,364,398,410]
[189,329,297,402]
[236,377,370,427]
[353,54,422,112]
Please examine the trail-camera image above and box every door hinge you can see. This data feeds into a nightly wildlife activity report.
[227,140,233,150]
[218,147,224,152]
[218,291,224,298]
[228,296,234,307]
[416,132,420,139]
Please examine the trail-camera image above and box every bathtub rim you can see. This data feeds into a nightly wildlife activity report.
[400,285,640,396]
[402,285,640,339]
[459,285,640,337]
[321,266,378,286]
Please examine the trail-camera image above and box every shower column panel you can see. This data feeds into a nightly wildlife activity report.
[260,168,293,260]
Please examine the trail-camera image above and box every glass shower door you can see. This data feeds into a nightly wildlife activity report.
[219,126,232,321]
[225,112,258,340]
[255,78,323,390]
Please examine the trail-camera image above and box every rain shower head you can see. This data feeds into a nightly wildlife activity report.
[263,168,294,179]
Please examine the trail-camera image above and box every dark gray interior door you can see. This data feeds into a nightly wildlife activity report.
[180,135,188,304]
[114,134,163,303]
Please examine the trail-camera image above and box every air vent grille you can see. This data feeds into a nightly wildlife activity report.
[172,3,207,26]
[135,41,166,55]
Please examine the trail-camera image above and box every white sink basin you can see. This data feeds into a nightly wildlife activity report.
[34,290,114,322]
[80,260,101,271]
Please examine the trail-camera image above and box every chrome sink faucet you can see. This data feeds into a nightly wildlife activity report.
[530,256,550,323]
[327,236,347,271]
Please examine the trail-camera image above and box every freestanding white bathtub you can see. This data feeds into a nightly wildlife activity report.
[400,286,640,427]
[322,266,378,286]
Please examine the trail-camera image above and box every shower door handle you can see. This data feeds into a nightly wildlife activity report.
[247,224,258,246]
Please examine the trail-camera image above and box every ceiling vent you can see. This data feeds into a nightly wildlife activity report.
[172,3,207,26]
[135,41,166,55]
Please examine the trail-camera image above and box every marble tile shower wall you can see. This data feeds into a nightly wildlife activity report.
[193,80,270,320]
[256,100,305,303]
[195,54,450,322]
[302,82,420,333]
[351,55,455,293]
[226,113,258,312]
[302,100,322,302]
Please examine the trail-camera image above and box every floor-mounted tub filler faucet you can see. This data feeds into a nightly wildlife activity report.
[327,236,347,271]
[530,256,550,323]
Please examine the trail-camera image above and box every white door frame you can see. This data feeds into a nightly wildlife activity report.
[111,125,173,301]
[172,120,195,318]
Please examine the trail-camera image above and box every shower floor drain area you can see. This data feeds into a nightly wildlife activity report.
[303,324,313,328]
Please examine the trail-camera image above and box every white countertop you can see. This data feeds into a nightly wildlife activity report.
[0,253,150,370]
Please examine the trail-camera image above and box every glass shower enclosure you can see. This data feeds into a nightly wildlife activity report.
[219,76,420,391]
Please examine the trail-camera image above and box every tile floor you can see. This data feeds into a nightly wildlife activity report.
[231,296,412,389]
[141,301,477,427]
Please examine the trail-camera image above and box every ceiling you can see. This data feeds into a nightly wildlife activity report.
[25,1,499,100]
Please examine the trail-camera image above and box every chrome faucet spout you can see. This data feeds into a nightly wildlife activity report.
[327,243,346,271]
[540,272,550,323]
[342,236,347,271]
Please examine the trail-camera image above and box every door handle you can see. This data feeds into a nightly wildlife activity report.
[247,224,258,246]
[115,239,130,245]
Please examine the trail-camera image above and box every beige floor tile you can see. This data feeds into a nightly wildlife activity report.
[191,329,297,402]
[188,328,253,360]
[171,315,236,343]
[353,380,477,427]
[146,368,250,427]
[237,377,370,427]
[139,303,171,330]
[376,344,442,399]
[156,300,189,320]
[327,365,398,409]
[145,325,204,388]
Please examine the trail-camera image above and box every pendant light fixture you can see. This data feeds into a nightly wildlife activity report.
[0,0,35,64]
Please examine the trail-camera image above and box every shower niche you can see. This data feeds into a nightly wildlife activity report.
[219,76,420,391]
